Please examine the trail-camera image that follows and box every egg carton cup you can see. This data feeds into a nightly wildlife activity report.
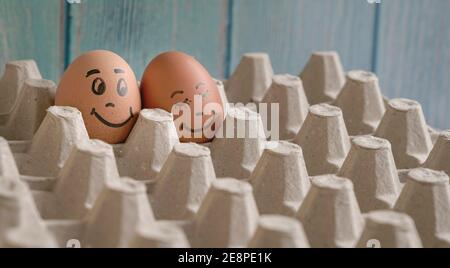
[293,103,351,176]
[150,142,216,221]
[0,50,449,248]
[4,106,180,188]
[0,60,43,114]
[0,104,273,248]
[394,168,450,248]
[333,70,386,136]
[0,177,57,247]
[225,53,440,144]
[39,177,157,248]
[261,74,310,140]
[225,53,274,104]
[40,180,192,248]
[0,58,440,150]
[249,141,311,217]
[130,221,190,248]
[375,98,433,169]
[423,130,450,176]
[296,174,364,248]
[248,215,310,248]
[356,210,423,248]
[299,51,346,105]
[0,61,54,141]
[338,136,402,213]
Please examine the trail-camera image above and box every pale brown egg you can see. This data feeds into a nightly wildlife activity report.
[140,51,224,143]
[55,50,141,144]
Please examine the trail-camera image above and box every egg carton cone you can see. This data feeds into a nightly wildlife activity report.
[210,106,267,180]
[248,215,310,248]
[51,139,121,220]
[423,130,450,176]
[82,178,155,248]
[356,210,422,248]
[0,137,20,180]
[380,96,439,145]
[0,51,449,248]
[375,98,433,169]
[3,226,58,248]
[250,141,310,216]
[296,175,363,248]
[428,126,442,144]
[213,78,229,113]
[333,70,386,135]
[13,106,89,177]
[151,143,216,221]
[0,78,55,141]
[130,222,190,248]
[0,60,42,114]
[0,177,56,247]
[434,235,450,248]
[261,74,310,140]
[116,109,179,182]
[394,168,450,248]
[299,51,346,105]
[226,53,274,104]
[45,219,86,247]
[293,103,351,176]
[338,136,401,213]
[193,178,259,248]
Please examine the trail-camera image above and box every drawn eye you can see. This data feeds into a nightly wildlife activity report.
[171,90,184,99]
[195,82,206,90]
[117,78,128,97]
[91,78,106,95]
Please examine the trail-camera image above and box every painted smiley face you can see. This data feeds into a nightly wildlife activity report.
[170,82,219,133]
[140,51,224,143]
[85,68,135,128]
[55,50,141,144]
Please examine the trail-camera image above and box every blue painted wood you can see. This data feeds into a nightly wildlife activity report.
[229,0,377,76]
[0,0,64,82]
[0,0,448,129]
[376,0,450,129]
[67,0,229,79]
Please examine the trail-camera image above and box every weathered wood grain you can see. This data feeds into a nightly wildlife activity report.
[229,0,377,76]
[376,0,450,129]
[0,0,64,82]
[67,0,229,79]
[0,0,448,129]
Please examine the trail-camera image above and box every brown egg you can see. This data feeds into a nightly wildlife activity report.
[55,50,141,144]
[140,51,224,143]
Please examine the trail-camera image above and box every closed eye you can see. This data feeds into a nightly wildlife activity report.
[171,90,184,98]
[195,82,206,90]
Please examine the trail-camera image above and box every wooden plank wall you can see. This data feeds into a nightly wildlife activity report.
[0,0,448,128]
[229,0,377,75]
[67,0,229,80]
[376,0,450,129]
[0,0,64,82]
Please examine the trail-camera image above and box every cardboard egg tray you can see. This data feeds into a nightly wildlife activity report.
[0,52,448,248]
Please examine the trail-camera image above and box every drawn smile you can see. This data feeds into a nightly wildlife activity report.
[184,110,217,133]
[91,107,134,128]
